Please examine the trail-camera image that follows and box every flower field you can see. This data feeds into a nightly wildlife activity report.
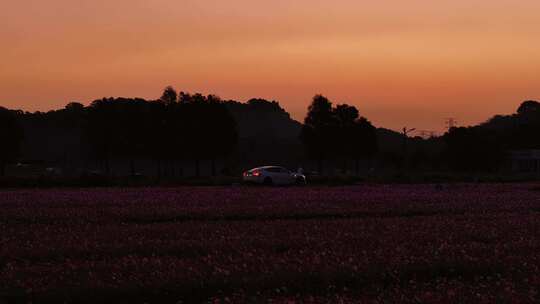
[1,184,539,303]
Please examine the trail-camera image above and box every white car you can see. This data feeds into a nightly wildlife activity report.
[242,166,306,186]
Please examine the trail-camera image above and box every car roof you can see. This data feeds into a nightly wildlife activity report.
[250,166,285,171]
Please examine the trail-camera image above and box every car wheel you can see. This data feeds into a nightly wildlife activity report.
[263,177,273,186]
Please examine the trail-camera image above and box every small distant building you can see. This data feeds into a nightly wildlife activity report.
[509,150,540,173]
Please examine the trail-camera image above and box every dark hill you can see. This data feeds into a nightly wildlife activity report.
[224,99,302,140]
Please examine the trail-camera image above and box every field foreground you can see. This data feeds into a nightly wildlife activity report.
[1,184,539,303]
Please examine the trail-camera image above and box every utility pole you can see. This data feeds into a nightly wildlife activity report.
[402,127,416,155]
[402,127,416,173]
[402,127,416,138]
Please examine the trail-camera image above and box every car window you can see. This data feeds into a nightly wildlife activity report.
[265,167,281,173]
[279,168,290,173]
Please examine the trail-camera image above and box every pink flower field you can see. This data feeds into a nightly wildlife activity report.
[1,184,539,303]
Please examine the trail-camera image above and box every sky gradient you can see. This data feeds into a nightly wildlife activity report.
[1,0,539,133]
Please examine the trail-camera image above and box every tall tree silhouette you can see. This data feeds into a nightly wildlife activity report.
[182,93,237,176]
[301,96,378,174]
[182,93,205,176]
[301,95,336,173]
[86,99,117,174]
[205,95,237,176]
[333,104,359,172]
[350,117,377,174]
[146,100,168,178]
[115,98,154,176]
[160,86,178,105]
[144,95,186,178]
[0,107,24,176]
[165,100,188,177]
[332,104,377,174]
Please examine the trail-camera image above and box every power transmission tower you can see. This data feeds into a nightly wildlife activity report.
[445,118,457,130]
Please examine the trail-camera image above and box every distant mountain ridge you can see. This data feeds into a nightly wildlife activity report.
[224,99,302,139]
[225,98,405,144]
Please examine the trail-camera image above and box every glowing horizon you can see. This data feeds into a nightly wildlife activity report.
[1,0,539,133]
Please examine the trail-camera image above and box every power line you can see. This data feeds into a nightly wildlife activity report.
[402,127,416,137]
[417,130,437,139]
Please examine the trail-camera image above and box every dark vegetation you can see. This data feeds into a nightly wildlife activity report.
[1,185,539,303]
[85,90,237,178]
[1,87,540,185]
[0,108,24,176]
[442,100,540,172]
[301,95,377,175]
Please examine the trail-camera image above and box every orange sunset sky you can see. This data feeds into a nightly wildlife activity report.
[1,0,539,133]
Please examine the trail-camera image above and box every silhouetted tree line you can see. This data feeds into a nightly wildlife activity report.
[2,89,540,179]
[0,107,24,176]
[85,87,237,177]
[443,100,540,172]
[301,95,378,174]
